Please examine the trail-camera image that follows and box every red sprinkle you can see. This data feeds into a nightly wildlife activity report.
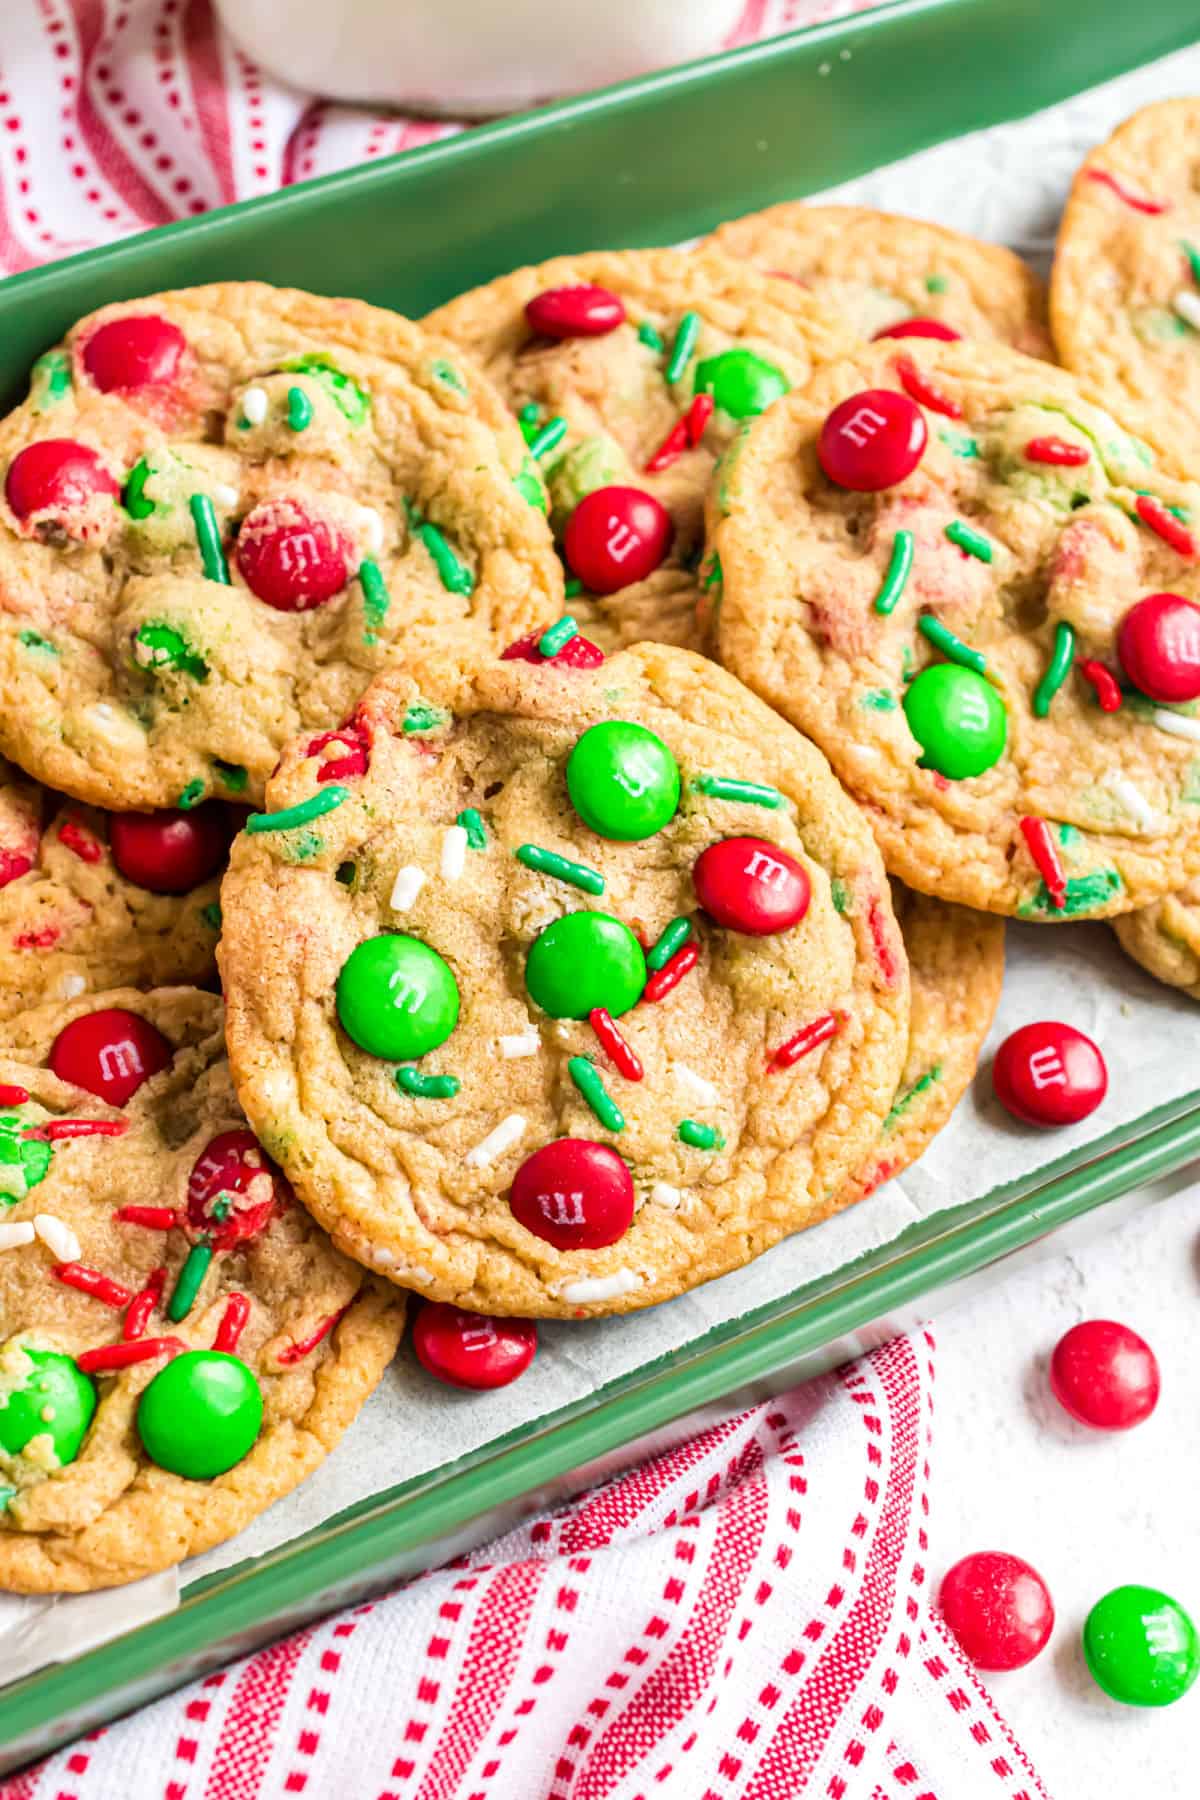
[77,1336,186,1374]
[305,725,369,784]
[770,1011,840,1070]
[588,1007,644,1082]
[894,355,963,419]
[685,393,714,445]
[24,1118,128,1141]
[868,899,902,987]
[0,1084,29,1106]
[1024,436,1090,468]
[57,820,103,864]
[645,417,689,474]
[0,850,34,889]
[1019,816,1067,910]
[53,1263,133,1308]
[642,940,699,1004]
[214,1292,251,1354]
[1135,495,1197,559]
[1078,659,1123,712]
[278,1303,349,1365]
[116,1204,178,1229]
[122,1267,166,1340]
[15,925,61,951]
[1086,168,1169,215]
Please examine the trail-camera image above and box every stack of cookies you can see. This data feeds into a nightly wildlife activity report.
[2,96,1197,1592]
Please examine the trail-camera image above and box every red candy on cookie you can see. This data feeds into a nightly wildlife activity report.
[525,285,626,339]
[693,837,811,935]
[49,1007,173,1106]
[186,1128,282,1249]
[939,1551,1055,1671]
[235,499,351,611]
[872,318,962,341]
[992,1021,1107,1126]
[81,315,188,393]
[109,806,230,894]
[412,1303,537,1389]
[1050,1319,1160,1431]
[817,388,927,491]
[502,629,604,668]
[5,439,119,525]
[509,1137,635,1251]
[1117,592,1200,704]
[564,486,673,595]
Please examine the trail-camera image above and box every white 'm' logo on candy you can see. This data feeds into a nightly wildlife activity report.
[387,972,423,1014]
[539,1189,587,1226]
[1028,1048,1066,1090]
[459,1322,499,1354]
[278,530,321,576]
[99,1040,143,1082]
[744,849,789,888]
[840,406,888,448]
[605,519,640,564]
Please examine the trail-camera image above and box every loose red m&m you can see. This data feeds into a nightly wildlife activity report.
[872,318,962,341]
[5,439,119,524]
[49,1007,172,1105]
[992,1020,1107,1127]
[109,805,230,894]
[564,486,673,595]
[1116,592,1200,703]
[187,1128,282,1249]
[235,500,351,611]
[525,285,626,339]
[817,389,927,491]
[509,1137,634,1250]
[82,314,187,393]
[412,1303,537,1389]
[693,837,810,935]
[1050,1320,1160,1430]
[939,1551,1055,1671]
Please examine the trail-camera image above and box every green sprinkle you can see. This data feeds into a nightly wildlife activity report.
[918,613,987,676]
[360,558,390,643]
[860,689,897,711]
[178,779,206,810]
[1018,868,1123,919]
[568,1056,625,1132]
[335,860,357,886]
[18,629,56,654]
[279,353,370,426]
[872,529,914,616]
[282,829,323,861]
[1058,823,1081,848]
[167,1241,212,1322]
[516,843,605,895]
[0,1483,16,1511]
[246,785,350,834]
[286,385,313,431]
[396,1066,461,1100]
[925,274,949,294]
[702,553,723,592]
[417,521,474,597]
[538,615,578,658]
[200,901,222,930]
[123,458,157,520]
[884,1063,942,1131]
[937,426,980,459]
[402,701,449,735]
[518,402,540,429]
[1033,621,1076,718]
[647,916,691,972]
[528,416,568,461]
[430,358,466,393]
[189,493,230,585]
[30,349,71,409]
[665,310,700,385]
[210,1196,233,1223]
[563,576,583,599]
[1182,241,1200,286]
[692,773,784,809]
[214,760,247,792]
[514,460,548,513]
[457,807,487,850]
[831,877,851,914]
[678,1118,724,1151]
[134,622,208,681]
[638,321,665,353]
[944,519,993,563]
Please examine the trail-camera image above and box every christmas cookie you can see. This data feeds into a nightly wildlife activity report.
[219,642,909,1318]
[425,249,851,655]
[710,338,1200,918]
[0,757,230,1017]
[0,283,561,812]
[1052,101,1200,468]
[1112,877,1200,1000]
[0,987,404,1592]
[709,204,1052,356]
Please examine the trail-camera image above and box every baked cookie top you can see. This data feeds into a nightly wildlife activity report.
[711,338,1200,918]
[0,757,230,1018]
[1052,100,1200,467]
[709,204,1052,356]
[425,248,851,655]
[1112,875,1200,1000]
[0,987,404,1592]
[219,642,910,1318]
[0,283,561,812]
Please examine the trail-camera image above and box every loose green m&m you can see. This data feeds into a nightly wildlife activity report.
[526,912,646,1018]
[336,933,460,1060]
[692,349,789,419]
[137,1350,263,1479]
[902,663,1007,780]
[566,721,680,841]
[0,1347,96,1469]
[1083,1584,1200,1707]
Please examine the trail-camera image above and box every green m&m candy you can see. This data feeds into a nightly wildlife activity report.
[566,721,681,841]
[336,933,460,1060]
[903,663,1007,780]
[526,911,646,1019]
[1083,1584,1200,1707]
[0,1346,95,1469]
[137,1350,263,1480]
[693,349,789,420]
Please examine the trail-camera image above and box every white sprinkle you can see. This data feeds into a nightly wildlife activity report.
[389,865,427,911]
[649,1182,682,1210]
[0,1161,28,1201]
[672,1062,719,1106]
[34,1214,80,1262]
[1174,290,1200,332]
[553,1268,642,1304]
[356,506,385,553]
[1150,707,1200,743]
[213,482,240,509]
[499,1031,540,1059]
[1105,772,1161,832]
[55,973,87,1000]
[241,385,269,426]
[440,825,468,882]
[465,1114,526,1168]
[0,1222,34,1251]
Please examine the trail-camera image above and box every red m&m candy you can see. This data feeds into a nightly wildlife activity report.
[992,1020,1107,1126]
[872,318,962,342]
[817,389,927,491]
[1050,1320,1160,1430]
[1117,592,1200,703]
[525,285,626,339]
[693,837,811,935]
[235,500,351,611]
[412,1303,537,1389]
[509,1137,634,1251]
[501,628,605,668]
[564,486,672,595]
[49,1007,172,1105]
[81,314,187,393]
[109,805,230,894]
[187,1128,282,1249]
[5,439,119,525]
[939,1551,1055,1671]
